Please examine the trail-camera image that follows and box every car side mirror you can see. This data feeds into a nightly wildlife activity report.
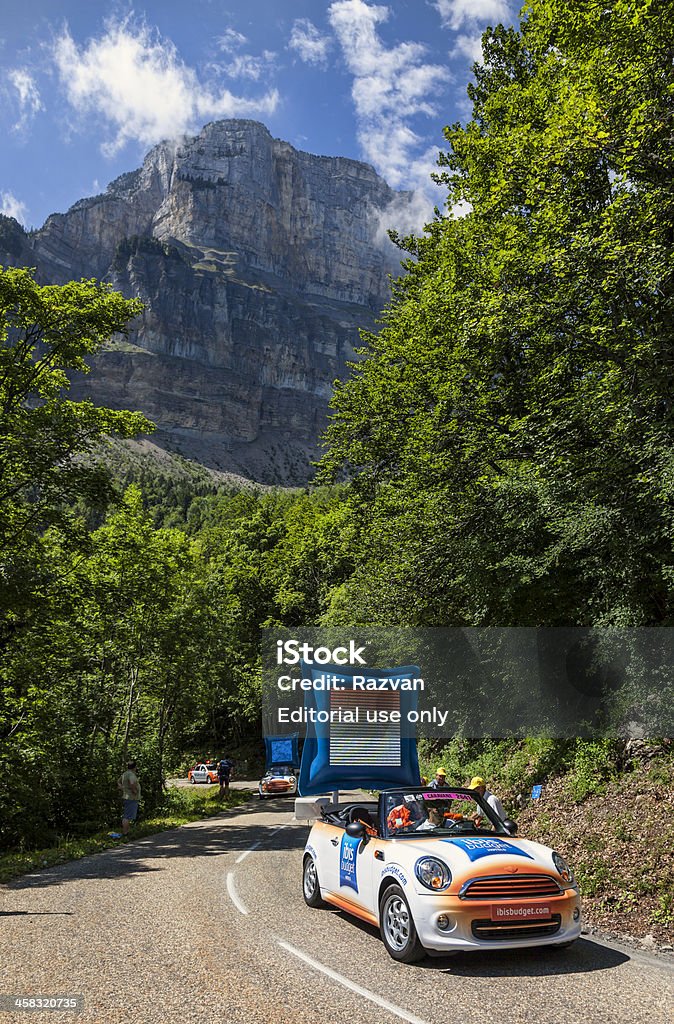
[345,820,368,843]
[503,819,518,836]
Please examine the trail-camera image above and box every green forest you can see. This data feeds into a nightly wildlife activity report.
[1,0,673,869]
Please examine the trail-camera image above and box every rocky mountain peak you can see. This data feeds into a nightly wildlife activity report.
[1,120,415,483]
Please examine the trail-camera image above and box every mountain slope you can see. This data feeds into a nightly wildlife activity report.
[1,120,413,482]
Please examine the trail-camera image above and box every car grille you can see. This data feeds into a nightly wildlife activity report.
[267,781,291,790]
[460,875,562,900]
[471,915,562,940]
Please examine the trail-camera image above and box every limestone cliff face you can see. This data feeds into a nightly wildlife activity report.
[1,120,411,482]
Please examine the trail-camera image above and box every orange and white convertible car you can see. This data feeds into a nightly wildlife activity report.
[258,765,298,799]
[302,787,580,962]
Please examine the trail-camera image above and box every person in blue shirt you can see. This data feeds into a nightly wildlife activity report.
[218,756,234,796]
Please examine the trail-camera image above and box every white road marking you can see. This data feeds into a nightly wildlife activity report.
[226,872,249,915]
[235,842,261,864]
[235,823,288,864]
[229,823,289,904]
[277,940,432,1024]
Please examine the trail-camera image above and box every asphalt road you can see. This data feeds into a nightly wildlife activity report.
[1,792,673,1024]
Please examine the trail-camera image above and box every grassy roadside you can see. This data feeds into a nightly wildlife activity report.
[0,786,253,885]
[518,768,674,945]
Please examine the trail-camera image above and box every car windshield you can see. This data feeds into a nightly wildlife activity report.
[382,790,509,838]
[268,766,293,776]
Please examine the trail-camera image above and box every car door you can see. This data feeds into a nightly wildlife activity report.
[319,818,380,921]
[193,763,207,783]
[312,820,344,895]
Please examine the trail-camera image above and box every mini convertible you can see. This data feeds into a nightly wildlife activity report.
[302,787,581,962]
[258,765,298,799]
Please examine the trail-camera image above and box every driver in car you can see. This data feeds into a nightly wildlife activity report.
[416,806,443,831]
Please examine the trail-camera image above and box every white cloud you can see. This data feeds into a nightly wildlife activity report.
[328,0,451,229]
[219,51,276,80]
[433,0,511,31]
[218,28,248,53]
[450,199,472,218]
[52,19,279,156]
[434,0,512,62]
[453,33,485,63]
[215,28,276,80]
[372,187,435,251]
[8,69,43,133]
[1,190,28,225]
[373,189,469,266]
[289,18,332,67]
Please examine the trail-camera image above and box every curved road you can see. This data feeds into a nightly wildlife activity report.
[1,794,672,1024]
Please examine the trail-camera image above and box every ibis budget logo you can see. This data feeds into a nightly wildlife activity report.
[443,837,534,862]
[340,833,361,892]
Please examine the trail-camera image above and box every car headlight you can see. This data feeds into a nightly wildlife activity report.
[415,857,452,891]
[552,851,575,884]
[288,776,296,784]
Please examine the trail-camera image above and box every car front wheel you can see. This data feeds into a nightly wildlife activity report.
[379,884,425,963]
[189,776,196,784]
[302,855,325,908]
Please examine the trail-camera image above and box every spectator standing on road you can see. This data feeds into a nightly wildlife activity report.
[469,775,506,824]
[218,756,234,797]
[118,760,141,836]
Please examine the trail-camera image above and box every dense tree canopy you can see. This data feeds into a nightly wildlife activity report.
[0,271,150,843]
[0,269,148,634]
[321,0,674,627]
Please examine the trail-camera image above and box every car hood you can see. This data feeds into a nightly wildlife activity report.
[392,834,560,877]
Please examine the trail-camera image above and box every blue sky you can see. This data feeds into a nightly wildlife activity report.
[0,1,515,230]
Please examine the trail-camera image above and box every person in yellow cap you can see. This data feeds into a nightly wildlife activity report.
[428,767,447,790]
[469,775,506,824]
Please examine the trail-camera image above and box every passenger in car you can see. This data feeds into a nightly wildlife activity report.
[386,797,425,832]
